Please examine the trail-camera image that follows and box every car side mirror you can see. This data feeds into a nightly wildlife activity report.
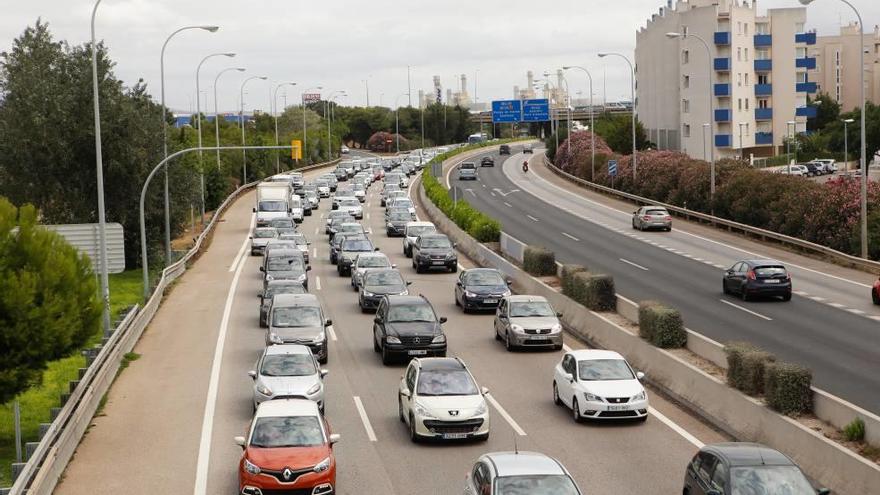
[374,316,382,324]
[374,247,380,251]
[288,209,292,213]
[565,372,575,382]
[247,370,257,379]
[258,292,263,298]
[252,208,257,213]
[556,312,563,318]
[439,316,448,324]
[307,266,312,271]
[726,269,733,275]
[249,236,253,239]
[234,436,246,448]
[506,278,513,285]
[391,263,398,269]
[452,243,458,248]
[636,371,646,380]
[320,369,329,378]
[259,266,265,272]
[329,433,341,445]
[400,389,411,398]
[481,386,489,395]
[406,281,413,286]
[816,489,830,495]
[325,319,332,327]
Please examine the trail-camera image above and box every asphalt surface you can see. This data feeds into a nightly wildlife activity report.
[449,145,880,414]
[54,151,726,495]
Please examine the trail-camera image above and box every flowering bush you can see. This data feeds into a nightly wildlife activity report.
[366,131,410,152]
[554,131,613,175]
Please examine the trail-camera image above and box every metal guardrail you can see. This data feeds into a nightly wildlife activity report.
[543,156,880,272]
[7,158,340,495]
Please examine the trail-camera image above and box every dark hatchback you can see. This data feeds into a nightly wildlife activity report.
[372,295,447,365]
[259,280,307,327]
[722,260,792,301]
[386,211,413,237]
[411,234,458,273]
[683,443,827,495]
[480,156,495,167]
[454,268,511,312]
[359,269,411,312]
[499,144,510,155]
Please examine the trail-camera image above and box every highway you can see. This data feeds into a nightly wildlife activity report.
[448,145,880,414]
[53,152,726,494]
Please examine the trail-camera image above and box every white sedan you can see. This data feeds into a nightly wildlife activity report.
[552,349,648,422]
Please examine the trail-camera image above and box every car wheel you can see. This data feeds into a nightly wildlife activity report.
[450,263,458,273]
[741,287,750,302]
[638,415,648,423]
[415,263,424,274]
[553,382,561,406]
[571,398,582,423]
[476,431,489,442]
[381,344,392,365]
[666,227,672,232]
[782,292,792,302]
[505,331,514,352]
[632,220,637,230]
[319,354,328,365]
[373,333,380,352]
[398,396,406,423]
[409,414,420,443]
[494,327,502,341]
[722,281,730,295]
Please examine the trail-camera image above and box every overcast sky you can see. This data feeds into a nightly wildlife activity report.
[2,0,878,114]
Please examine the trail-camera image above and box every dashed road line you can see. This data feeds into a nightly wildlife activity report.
[353,396,378,442]
[315,276,322,291]
[719,299,773,321]
[829,302,845,308]
[809,296,826,302]
[619,258,649,271]
[313,247,318,259]
[848,308,866,315]
[526,215,539,222]
[327,325,338,341]
[504,202,513,208]
[649,407,704,448]
[485,393,527,436]
[561,232,580,242]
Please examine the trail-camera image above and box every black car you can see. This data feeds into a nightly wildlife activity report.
[480,156,495,167]
[260,249,310,291]
[329,233,363,265]
[386,211,412,237]
[802,162,821,177]
[259,280,307,327]
[683,443,827,495]
[359,269,411,312]
[372,295,447,365]
[411,234,458,273]
[499,144,511,155]
[337,236,377,276]
[455,268,511,312]
[722,260,792,301]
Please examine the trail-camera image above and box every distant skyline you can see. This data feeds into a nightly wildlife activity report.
[2,0,878,114]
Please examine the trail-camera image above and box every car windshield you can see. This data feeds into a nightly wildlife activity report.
[340,199,360,207]
[645,209,668,216]
[389,212,411,221]
[494,475,579,495]
[270,219,294,228]
[343,239,373,251]
[407,225,435,237]
[366,271,404,286]
[290,199,302,208]
[387,303,436,322]
[249,416,324,448]
[510,301,555,317]
[267,257,304,271]
[460,163,476,169]
[416,369,478,396]
[466,271,505,286]
[290,236,307,246]
[393,200,413,208]
[341,225,364,233]
[266,242,297,253]
[272,306,322,328]
[260,354,316,377]
[578,359,635,381]
[254,229,277,239]
[359,257,389,268]
[730,466,815,495]
[754,266,787,276]
[259,200,287,212]
[264,284,305,299]
[420,237,451,249]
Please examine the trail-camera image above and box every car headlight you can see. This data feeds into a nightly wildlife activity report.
[446,252,457,260]
[474,400,488,415]
[256,383,273,396]
[584,392,603,402]
[414,402,437,419]
[268,333,283,344]
[551,323,562,333]
[313,456,331,473]
[432,334,446,344]
[244,457,261,475]
[387,222,393,228]
[510,324,524,334]
[296,274,307,283]
[631,390,646,401]
[502,290,512,297]
[464,290,477,298]
[313,332,326,344]
[398,290,409,296]
[386,336,401,344]
[306,382,322,396]
[265,274,275,281]
[362,290,375,297]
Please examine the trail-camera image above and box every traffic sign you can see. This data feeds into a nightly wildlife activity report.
[492,100,522,123]
[302,93,321,104]
[608,159,618,177]
[522,98,550,122]
[291,139,302,160]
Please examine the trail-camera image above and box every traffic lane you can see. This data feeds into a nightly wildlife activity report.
[520,152,880,317]
[456,157,880,413]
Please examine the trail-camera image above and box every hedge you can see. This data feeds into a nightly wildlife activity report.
[421,171,501,242]
[523,246,556,276]
[561,264,588,298]
[638,300,686,348]
[565,271,617,312]
[724,341,760,391]
[764,361,813,415]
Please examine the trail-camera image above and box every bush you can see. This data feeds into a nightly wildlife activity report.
[561,264,588,298]
[421,169,501,242]
[764,361,813,415]
[523,246,556,276]
[843,418,866,442]
[469,217,501,242]
[739,349,776,395]
[580,273,617,311]
[724,342,759,390]
[638,301,686,347]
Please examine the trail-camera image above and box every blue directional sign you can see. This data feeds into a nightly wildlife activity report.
[608,159,618,177]
[492,100,522,123]
[522,98,550,122]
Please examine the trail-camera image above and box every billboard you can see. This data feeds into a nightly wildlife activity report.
[302,93,322,104]
[522,98,551,122]
[491,100,522,123]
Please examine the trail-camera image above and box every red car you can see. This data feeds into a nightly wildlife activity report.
[236,399,339,495]
[873,277,880,305]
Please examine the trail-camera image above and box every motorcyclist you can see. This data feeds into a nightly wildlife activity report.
[522,160,529,172]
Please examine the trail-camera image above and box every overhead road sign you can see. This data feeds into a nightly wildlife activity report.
[492,100,522,123]
[302,93,322,104]
[522,98,550,122]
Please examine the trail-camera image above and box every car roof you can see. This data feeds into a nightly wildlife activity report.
[272,293,320,308]
[415,357,465,371]
[742,259,785,267]
[506,295,548,303]
[255,398,320,419]
[263,343,314,357]
[406,221,434,228]
[703,443,795,467]
[484,452,567,477]
[356,252,386,261]
[385,295,429,305]
[267,248,302,258]
[568,349,625,361]
[265,279,305,289]
[419,233,449,240]
[464,268,502,275]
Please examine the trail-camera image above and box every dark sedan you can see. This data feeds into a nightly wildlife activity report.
[259,280,307,327]
[359,269,411,312]
[480,156,495,167]
[454,268,511,312]
[722,260,792,301]
[386,211,413,237]
[372,295,447,365]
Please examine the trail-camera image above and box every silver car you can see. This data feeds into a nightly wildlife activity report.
[493,295,563,351]
[248,344,327,413]
[463,451,582,495]
[266,293,331,364]
[632,206,672,231]
[337,198,364,219]
[250,227,278,256]
[350,252,394,290]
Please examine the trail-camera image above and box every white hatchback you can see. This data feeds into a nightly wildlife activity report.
[552,349,648,422]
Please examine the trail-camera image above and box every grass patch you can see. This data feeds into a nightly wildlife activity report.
[0,269,143,486]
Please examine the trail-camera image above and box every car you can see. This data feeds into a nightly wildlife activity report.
[632,206,672,231]
[336,198,363,219]
[326,216,356,239]
[683,443,828,495]
[350,252,394,290]
[359,269,410,311]
[248,344,328,413]
[455,268,511,312]
[235,399,339,495]
[387,197,416,216]
[259,280,307,328]
[384,190,408,207]
[372,295,447,365]
[523,143,533,154]
[463,451,582,495]
[330,222,368,243]
[811,158,837,173]
[386,210,415,237]
[328,232,362,265]
[399,357,490,443]
[315,181,331,198]
[722,259,792,301]
[802,162,821,177]
[286,196,305,223]
[266,293,331,363]
[325,210,354,234]
[340,144,350,154]
[381,184,401,206]
[402,221,436,257]
[321,174,338,191]
[352,183,367,203]
[284,232,310,264]
[261,249,310,291]
[411,233,458,273]
[805,160,829,175]
[553,349,648,422]
[250,227,278,256]
[494,295,563,351]
[480,156,495,167]
[304,190,319,209]
[457,162,477,181]
[499,144,511,155]
[336,236,377,276]
[263,239,299,261]
[873,276,880,305]
[268,217,296,236]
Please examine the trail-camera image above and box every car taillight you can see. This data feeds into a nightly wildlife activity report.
[643,215,651,221]
[747,270,756,280]
[665,216,672,221]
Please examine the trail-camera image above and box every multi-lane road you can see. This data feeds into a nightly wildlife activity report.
[54,152,727,494]
[449,145,880,413]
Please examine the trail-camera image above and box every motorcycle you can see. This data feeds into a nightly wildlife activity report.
[522,161,529,173]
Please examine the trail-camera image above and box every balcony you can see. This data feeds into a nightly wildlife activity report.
[714,83,731,97]
[796,82,817,93]
[755,84,773,96]
[714,57,731,71]
[795,32,817,45]
[796,57,817,70]
[754,34,772,47]
[796,106,818,118]
[754,59,772,71]
[714,31,731,45]
[755,108,773,120]
[715,134,732,148]
[715,109,732,122]
[755,132,774,145]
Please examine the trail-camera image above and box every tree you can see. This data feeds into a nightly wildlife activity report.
[592,112,652,154]
[0,197,101,404]
[807,92,840,132]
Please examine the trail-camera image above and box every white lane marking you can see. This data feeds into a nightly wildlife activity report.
[353,396,378,442]
[848,308,866,315]
[810,296,826,302]
[619,258,649,271]
[314,227,320,235]
[527,215,539,222]
[562,343,573,352]
[793,290,808,296]
[327,325,338,341]
[561,232,580,242]
[312,247,318,259]
[504,202,513,208]
[871,316,880,322]
[366,213,371,220]
[719,299,773,321]
[228,213,256,272]
[194,225,250,494]
[829,302,845,308]
[649,407,704,448]
[485,393,527,436]
[482,184,487,188]
[315,276,322,291]
[490,192,496,197]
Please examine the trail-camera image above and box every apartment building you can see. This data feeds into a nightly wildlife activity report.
[809,23,880,112]
[636,0,817,160]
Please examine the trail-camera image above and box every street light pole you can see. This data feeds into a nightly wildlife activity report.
[563,66,596,181]
[214,67,246,171]
[703,123,710,162]
[843,118,854,171]
[739,122,746,160]
[395,93,409,153]
[196,52,235,220]
[240,75,268,184]
[362,78,370,106]
[90,0,111,336]
[598,52,638,180]
[274,82,297,172]
[326,91,346,159]
[786,121,795,174]
[301,86,323,165]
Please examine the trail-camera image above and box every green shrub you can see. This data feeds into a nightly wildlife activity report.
[638,300,685,347]
[724,341,760,390]
[739,349,776,395]
[469,217,501,242]
[420,168,502,242]
[561,264,588,298]
[523,246,556,276]
[843,418,866,442]
[764,361,813,415]
[569,272,617,312]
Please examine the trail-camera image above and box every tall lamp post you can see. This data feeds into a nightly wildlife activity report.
[159,25,218,265]
[240,75,268,184]
[196,52,236,220]
[598,52,638,180]
[395,92,410,153]
[786,120,796,174]
[90,0,111,336]
[301,86,323,164]
[563,66,596,180]
[843,118,855,171]
[273,82,297,172]
[214,67,246,171]
[362,78,370,106]
[738,122,747,160]
[326,90,346,159]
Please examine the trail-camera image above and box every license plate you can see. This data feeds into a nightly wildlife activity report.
[764,279,780,283]
[432,260,445,265]
[527,339,550,344]
[408,350,428,356]
[483,299,498,304]
[608,405,631,411]
[442,433,468,439]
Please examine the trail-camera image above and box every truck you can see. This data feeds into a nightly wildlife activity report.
[254,182,292,227]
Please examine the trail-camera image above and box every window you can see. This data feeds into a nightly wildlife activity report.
[745,99,749,110]
[683,124,691,138]
[737,22,742,35]
[682,99,690,113]
[737,73,742,87]
[796,72,808,83]
[796,22,805,33]
[683,49,690,64]
[796,47,807,58]
[682,25,689,36]
[697,453,717,485]
[744,23,749,36]
[738,98,742,111]
[683,75,690,88]
[745,73,749,85]
[758,74,769,85]
[710,461,728,494]
[737,47,742,61]
[756,23,770,35]
[758,98,769,109]
[756,48,769,60]
[745,48,749,61]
